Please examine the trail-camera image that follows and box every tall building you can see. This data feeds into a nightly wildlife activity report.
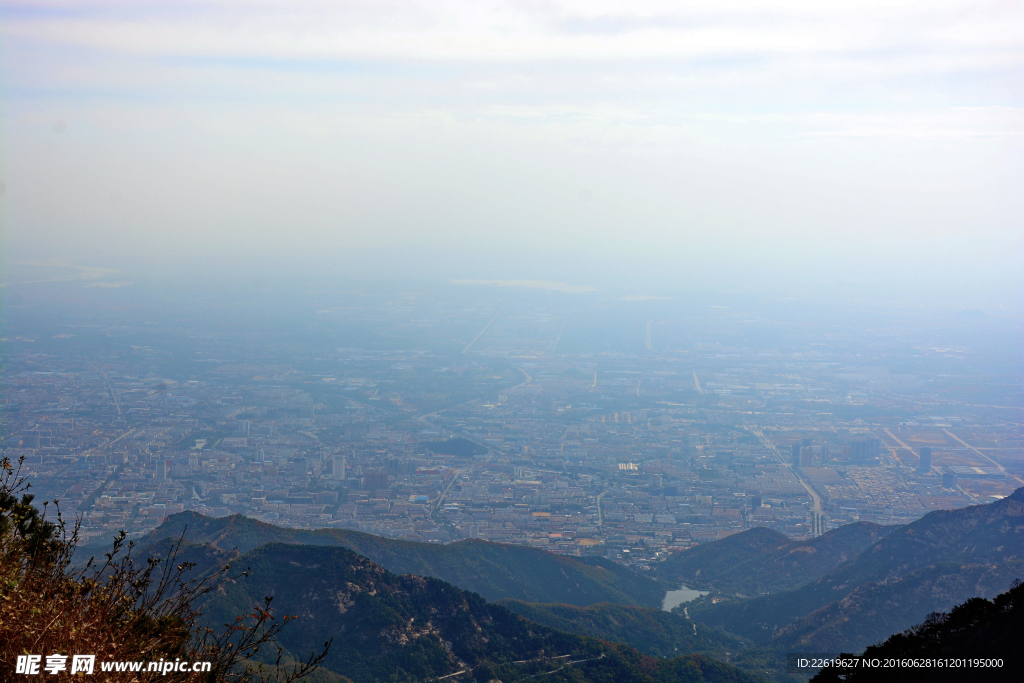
[942,470,957,489]
[799,445,814,467]
[238,420,250,435]
[155,460,167,480]
[820,444,830,463]
[918,447,932,472]
[792,444,802,465]
[292,458,307,476]
[332,452,346,481]
[254,448,266,464]
[851,439,880,464]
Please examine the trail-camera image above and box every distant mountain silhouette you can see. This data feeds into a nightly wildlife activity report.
[116,511,665,608]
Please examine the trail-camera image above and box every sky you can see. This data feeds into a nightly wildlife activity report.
[1,0,1022,306]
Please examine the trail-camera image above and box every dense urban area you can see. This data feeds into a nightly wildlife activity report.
[6,284,1022,571]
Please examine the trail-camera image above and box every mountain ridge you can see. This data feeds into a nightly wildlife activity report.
[95,511,665,608]
[652,521,893,596]
[690,488,1024,644]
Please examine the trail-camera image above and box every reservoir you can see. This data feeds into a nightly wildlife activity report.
[662,585,710,612]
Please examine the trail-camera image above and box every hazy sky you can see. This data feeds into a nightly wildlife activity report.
[1,1,1022,303]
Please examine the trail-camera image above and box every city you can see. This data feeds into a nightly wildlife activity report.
[7,287,1020,571]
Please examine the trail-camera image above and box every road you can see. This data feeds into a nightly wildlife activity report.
[33,426,136,492]
[944,429,1024,486]
[551,320,566,353]
[81,463,126,511]
[462,305,506,354]
[596,490,608,527]
[748,427,784,464]
[883,428,918,469]
[430,469,462,520]
[880,430,913,466]
[749,427,824,536]
[432,652,605,682]
[645,319,669,351]
[91,364,124,421]
[512,366,533,390]
[102,427,136,450]
[412,364,532,458]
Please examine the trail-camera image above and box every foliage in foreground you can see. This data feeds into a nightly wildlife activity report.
[0,456,329,682]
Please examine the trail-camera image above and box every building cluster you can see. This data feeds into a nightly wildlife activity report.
[5,328,1019,571]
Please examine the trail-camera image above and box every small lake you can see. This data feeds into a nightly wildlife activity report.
[662,585,710,612]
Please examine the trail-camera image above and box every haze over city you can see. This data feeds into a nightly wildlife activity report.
[1,2,1022,682]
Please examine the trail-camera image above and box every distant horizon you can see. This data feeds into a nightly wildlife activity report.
[2,0,1021,313]
[2,245,1021,315]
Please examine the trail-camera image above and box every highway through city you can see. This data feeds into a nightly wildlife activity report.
[91,364,124,421]
[749,427,824,536]
[944,430,1024,486]
[882,428,913,467]
[462,305,507,354]
[884,426,1023,487]
[551,320,566,353]
[430,469,463,520]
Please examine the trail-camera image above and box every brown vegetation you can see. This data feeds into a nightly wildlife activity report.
[0,455,329,681]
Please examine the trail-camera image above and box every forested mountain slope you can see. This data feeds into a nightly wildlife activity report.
[691,488,1024,643]
[810,579,1023,683]
[104,511,665,607]
[652,522,892,596]
[200,542,763,683]
[498,600,751,660]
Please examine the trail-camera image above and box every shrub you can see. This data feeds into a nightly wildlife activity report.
[0,456,329,681]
